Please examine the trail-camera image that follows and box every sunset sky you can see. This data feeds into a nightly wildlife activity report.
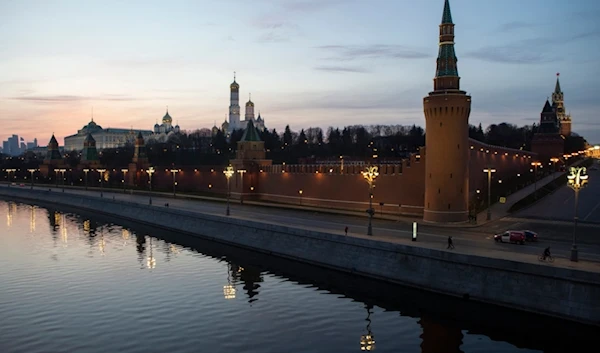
[1,0,599,146]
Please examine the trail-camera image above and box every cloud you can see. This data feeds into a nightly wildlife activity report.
[316,44,431,61]
[281,0,348,12]
[314,66,368,73]
[10,94,146,103]
[497,21,537,32]
[466,30,600,64]
[257,32,290,43]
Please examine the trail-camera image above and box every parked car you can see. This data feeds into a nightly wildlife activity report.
[494,231,526,245]
[522,230,538,242]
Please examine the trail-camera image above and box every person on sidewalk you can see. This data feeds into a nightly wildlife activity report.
[447,236,454,250]
[344,226,348,236]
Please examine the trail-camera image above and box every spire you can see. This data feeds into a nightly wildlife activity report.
[91,107,94,122]
[433,0,460,91]
[555,72,562,94]
[249,93,251,101]
[234,71,236,82]
[442,0,453,24]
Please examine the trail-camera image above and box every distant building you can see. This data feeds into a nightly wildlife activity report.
[150,109,181,142]
[223,73,266,137]
[64,119,152,151]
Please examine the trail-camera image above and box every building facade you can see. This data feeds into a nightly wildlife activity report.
[64,119,152,151]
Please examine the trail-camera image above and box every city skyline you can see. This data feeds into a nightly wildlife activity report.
[1,0,599,146]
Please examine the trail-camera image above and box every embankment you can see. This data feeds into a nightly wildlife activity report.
[1,187,598,326]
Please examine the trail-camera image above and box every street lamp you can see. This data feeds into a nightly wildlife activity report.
[483,168,496,221]
[531,162,542,199]
[83,168,90,190]
[567,166,589,262]
[340,155,344,174]
[361,166,379,236]
[121,169,128,193]
[96,168,106,197]
[550,157,559,174]
[237,169,247,204]
[146,167,155,205]
[223,165,234,216]
[5,168,16,187]
[57,169,67,192]
[170,168,179,198]
[27,169,37,189]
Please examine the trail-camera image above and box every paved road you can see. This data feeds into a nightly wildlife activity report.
[2,184,599,265]
[515,159,600,223]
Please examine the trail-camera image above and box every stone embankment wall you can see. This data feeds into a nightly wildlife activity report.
[1,188,598,326]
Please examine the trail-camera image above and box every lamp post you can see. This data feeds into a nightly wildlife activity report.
[6,168,16,187]
[567,166,588,262]
[361,166,379,236]
[550,157,559,174]
[27,169,37,189]
[57,168,67,192]
[121,169,128,193]
[340,155,344,174]
[531,162,541,199]
[83,168,90,190]
[237,169,246,204]
[223,165,234,216]
[146,167,155,205]
[96,168,106,197]
[483,168,496,221]
[170,168,179,198]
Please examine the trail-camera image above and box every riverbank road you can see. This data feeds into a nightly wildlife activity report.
[2,184,600,268]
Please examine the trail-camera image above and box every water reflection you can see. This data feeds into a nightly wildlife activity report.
[1,199,597,353]
[419,316,463,353]
[360,304,376,351]
[6,201,16,226]
[146,236,156,269]
[136,233,146,268]
[30,205,36,232]
[223,262,236,299]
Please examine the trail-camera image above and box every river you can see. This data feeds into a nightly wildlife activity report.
[0,199,594,352]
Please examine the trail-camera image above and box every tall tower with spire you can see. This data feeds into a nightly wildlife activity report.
[422,0,471,223]
[552,73,571,136]
[245,93,255,121]
[229,72,241,131]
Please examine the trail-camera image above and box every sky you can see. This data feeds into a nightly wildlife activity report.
[1,0,599,146]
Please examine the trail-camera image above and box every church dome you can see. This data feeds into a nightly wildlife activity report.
[154,123,160,128]
[162,110,172,124]
[246,100,254,107]
[83,119,102,131]
[230,80,239,90]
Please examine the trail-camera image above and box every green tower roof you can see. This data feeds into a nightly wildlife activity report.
[240,119,261,142]
[442,0,453,24]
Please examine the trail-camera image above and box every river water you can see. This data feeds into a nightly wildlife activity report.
[0,199,595,353]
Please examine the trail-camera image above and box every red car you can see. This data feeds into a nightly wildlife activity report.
[494,231,526,245]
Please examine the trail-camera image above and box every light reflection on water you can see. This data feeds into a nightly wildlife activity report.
[0,200,590,353]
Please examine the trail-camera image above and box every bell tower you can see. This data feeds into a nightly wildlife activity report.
[423,0,471,223]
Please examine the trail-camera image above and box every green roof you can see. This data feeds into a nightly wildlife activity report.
[240,119,262,142]
[442,0,453,24]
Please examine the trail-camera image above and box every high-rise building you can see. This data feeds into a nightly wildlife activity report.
[423,0,471,223]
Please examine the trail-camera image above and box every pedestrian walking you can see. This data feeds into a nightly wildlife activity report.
[447,236,454,249]
[344,226,348,236]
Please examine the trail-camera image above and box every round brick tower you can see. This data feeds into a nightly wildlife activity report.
[423,0,471,223]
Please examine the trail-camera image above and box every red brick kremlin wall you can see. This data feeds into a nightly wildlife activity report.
[114,139,537,217]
